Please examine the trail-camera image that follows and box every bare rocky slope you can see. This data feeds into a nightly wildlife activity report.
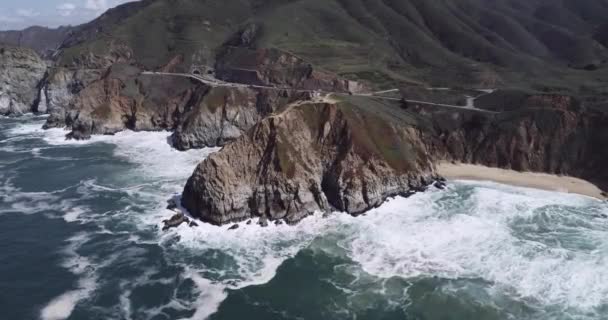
[182,98,438,225]
[182,94,608,225]
[0,46,47,116]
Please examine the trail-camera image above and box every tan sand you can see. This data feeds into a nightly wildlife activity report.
[436,162,606,200]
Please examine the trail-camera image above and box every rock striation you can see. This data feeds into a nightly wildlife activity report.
[422,97,608,191]
[0,46,47,116]
[171,87,311,149]
[182,99,437,225]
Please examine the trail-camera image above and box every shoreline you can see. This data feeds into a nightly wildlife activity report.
[436,162,606,200]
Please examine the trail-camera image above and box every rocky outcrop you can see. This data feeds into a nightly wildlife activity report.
[182,93,608,226]
[42,42,134,129]
[182,100,437,225]
[422,99,608,191]
[45,63,204,139]
[171,87,311,149]
[0,46,47,116]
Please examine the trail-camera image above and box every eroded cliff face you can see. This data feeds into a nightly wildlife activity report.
[422,100,608,191]
[45,59,315,145]
[182,101,436,225]
[42,42,134,128]
[0,46,46,116]
[171,87,311,150]
[45,63,205,139]
[182,93,608,226]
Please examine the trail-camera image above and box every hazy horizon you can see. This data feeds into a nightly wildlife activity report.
[0,0,137,30]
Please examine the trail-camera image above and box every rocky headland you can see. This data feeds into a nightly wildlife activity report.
[182,97,438,225]
[181,93,608,226]
[2,0,608,228]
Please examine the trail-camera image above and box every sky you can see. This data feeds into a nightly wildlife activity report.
[0,0,138,30]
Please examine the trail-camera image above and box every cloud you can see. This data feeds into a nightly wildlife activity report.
[57,3,77,17]
[0,0,138,31]
[16,9,40,18]
[85,0,110,12]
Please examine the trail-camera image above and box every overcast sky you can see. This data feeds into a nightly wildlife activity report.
[0,0,138,30]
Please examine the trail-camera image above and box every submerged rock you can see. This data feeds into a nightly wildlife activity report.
[228,224,239,230]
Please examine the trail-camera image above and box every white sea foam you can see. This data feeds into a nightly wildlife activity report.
[336,182,608,313]
[40,289,86,320]
[40,233,98,320]
[179,269,229,320]
[12,119,608,318]
[63,206,88,223]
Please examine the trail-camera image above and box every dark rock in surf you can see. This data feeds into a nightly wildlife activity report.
[162,213,190,231]
[434,181,447,190]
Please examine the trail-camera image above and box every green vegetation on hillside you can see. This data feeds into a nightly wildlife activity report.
[55,0,608,96]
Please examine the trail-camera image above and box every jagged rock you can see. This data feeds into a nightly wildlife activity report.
[258,217,269,227]
[0,46,46,116]
[162,213,190,231]
[183,91,608,226]
[171,87,310,150]
[42,42,134,129]
[434,181,447,190]
[182,100,437,226]
[166,198,178,211]
[47,63,201,139]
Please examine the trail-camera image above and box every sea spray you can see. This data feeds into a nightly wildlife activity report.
[2,116,608,320]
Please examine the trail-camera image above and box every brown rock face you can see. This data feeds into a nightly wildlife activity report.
[182,101,436,225]
[50,64,202,140]
[423,101,608,191]
[182,93,608,226]
[52,62,314,145]
[171,87,311,150]
[42,42,134,128]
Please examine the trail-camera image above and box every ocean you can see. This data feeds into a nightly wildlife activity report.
[1,115,607,320]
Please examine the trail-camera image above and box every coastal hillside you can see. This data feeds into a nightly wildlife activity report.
[47,0,608,90]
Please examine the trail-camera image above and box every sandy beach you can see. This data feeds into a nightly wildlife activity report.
[437,162,607,200]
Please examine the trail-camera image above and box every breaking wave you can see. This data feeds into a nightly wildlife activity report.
[3,118,608,320]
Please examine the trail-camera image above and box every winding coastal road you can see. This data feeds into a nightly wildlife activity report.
[140,71,499,114]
